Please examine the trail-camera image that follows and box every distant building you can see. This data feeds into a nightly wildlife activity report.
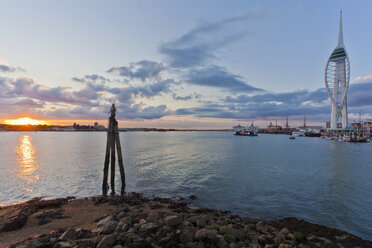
[94,122,105,130]
[267,122,282,132]
[363,119,372,138]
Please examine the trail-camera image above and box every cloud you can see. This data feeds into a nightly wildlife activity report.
[172,93,194,101]
[185,65,263,92]
[0,64,16,72]
[348,80,372,107]
[113,79,177,104]
[117,104,170,119]
[353,75,372,84]
[72,74,110,83]
[174,81,372,121]
[107,60,166,81]
[0,63,26,73]
[0,76,107,108]
[159,13,262,68]
[225,88,328,105]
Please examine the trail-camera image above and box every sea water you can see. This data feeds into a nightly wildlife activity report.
[0,131,371,240]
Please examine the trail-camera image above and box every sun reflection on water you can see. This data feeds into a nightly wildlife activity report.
[16,135,39,190]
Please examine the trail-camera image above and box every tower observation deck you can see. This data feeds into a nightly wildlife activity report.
[325,11,350,129]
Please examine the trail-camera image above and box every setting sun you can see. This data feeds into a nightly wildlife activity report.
[4,117,48,125]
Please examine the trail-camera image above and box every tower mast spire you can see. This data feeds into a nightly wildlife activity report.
[337,10,344,48]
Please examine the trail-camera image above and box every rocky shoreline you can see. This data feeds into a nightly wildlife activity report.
[0,193,371,248]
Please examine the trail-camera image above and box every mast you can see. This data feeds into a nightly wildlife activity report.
[337,10,344,48]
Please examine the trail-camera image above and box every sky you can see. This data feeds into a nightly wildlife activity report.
[1,0,372,129]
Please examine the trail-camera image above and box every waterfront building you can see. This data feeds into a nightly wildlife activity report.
[362,119,372,138]
[267,121,282,132]
[325,11,350,129]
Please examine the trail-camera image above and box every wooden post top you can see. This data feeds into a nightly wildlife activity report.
[110,104,116,118]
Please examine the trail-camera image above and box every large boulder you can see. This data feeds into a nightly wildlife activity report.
[96,234,116,248]
[119,216,132,226]
[58,228,77,241]
[180,226,196,243]
[195,228,218,242]
[140,222,158,232]
[102,221,118,234]
[97,215,114,227]
[0,214,28,232]
[165,215,183,227]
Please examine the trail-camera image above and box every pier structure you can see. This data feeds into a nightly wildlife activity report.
[102,104,126,196]
[325,11,350,130]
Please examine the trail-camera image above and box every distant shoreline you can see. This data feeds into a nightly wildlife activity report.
[0,128,232,132]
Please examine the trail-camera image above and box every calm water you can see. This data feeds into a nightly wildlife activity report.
[0,131,371,240]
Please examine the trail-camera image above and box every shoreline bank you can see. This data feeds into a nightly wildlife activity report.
[1,193,371,248]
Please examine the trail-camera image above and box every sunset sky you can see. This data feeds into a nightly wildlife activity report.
[1,0,372,128]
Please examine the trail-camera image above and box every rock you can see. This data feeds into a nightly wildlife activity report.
[219,226,244,241]
[274,228,289,243]
[139,218,147,225]
[35,209,65,225]
[187,215,199,225]
[59,228,77,241]
[256,221,269,233]
[102,221,118,234]
[148,212,159,222]
[180,226,196,243]
[258,234,268,245]
[216,234,228,248]
[74,240,95,247]
[248,243,260,248]
[121,224,130,232]
[279,244,293,248]
[97,215,114,227]
[189,195,198,200]
[16,245,27,248]
[113,245,123,248]
[140,222,158,232]
[165,215,183,226]
[119,216,132,226]
[287,233,295,241]
[196,219,207,228]
[182,220,194,227]
[224,233,236,243]
[294,231,305,242]
[206,223,220,230]
[75,228,92,239]
[0,214,28,232]
[117,211,126,219]
[195,228,218,242]
[160,232,176,243]
[27,239,44,248]
[57,241,71,248]
[120,204,130,212]
[96,234,116,248]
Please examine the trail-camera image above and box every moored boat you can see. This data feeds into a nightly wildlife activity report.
[233,123,258,136]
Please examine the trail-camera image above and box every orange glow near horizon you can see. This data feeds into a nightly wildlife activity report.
[4,117,48,125]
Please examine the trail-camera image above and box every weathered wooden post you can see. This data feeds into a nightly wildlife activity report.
[102,104,126,196]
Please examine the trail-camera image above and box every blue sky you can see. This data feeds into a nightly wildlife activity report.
[1,0,372,128]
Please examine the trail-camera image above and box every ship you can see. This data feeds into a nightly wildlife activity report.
[233,124,258,136]
[292,130,305,137]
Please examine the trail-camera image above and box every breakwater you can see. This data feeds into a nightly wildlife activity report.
[1,194,372,247]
